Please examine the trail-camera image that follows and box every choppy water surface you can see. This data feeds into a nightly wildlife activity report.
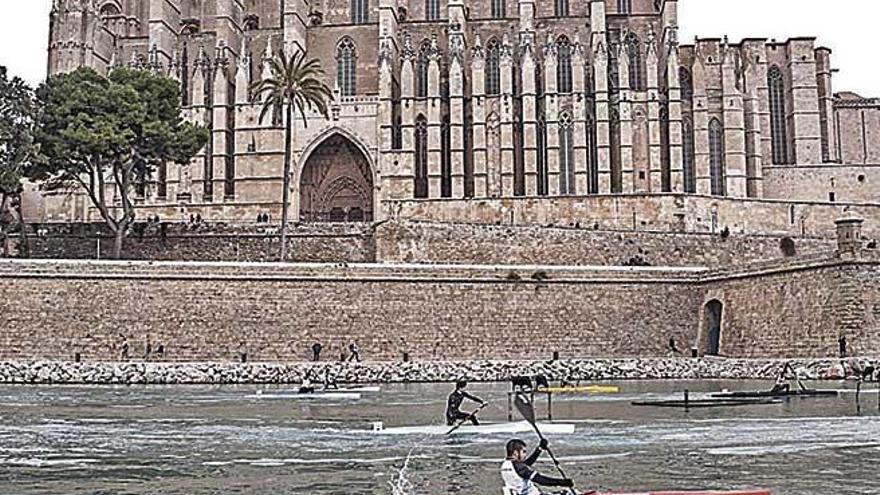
[2,380,879,495]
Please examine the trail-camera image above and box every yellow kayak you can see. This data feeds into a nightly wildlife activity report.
[536,385,620,394]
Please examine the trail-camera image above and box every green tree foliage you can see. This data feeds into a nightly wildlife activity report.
[0,66,39,257]
[35,67,208,258]
[252,49,332,261]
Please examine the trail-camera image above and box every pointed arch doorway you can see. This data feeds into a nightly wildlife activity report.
[703,299,723,356]
[299,133,374,223]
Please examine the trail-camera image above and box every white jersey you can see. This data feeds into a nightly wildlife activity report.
[501,459,541,495]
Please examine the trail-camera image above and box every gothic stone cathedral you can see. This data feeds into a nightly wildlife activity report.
[42,0,880,225]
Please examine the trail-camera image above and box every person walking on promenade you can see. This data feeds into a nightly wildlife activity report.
[312,342,323,362]
[839,335,848,358]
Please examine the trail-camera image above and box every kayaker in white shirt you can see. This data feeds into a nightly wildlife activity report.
[501,438,574,495]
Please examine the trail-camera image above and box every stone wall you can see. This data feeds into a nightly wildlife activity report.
[835,97,880,165]
[375,220,835,267]
[19,222,376,263]
[762,164,880,204]
[2,254,880,363]
[0,259,705,362]
[384,194,880,238]
[0,357,876,385]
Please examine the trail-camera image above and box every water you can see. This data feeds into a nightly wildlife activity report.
[1,380,879,495]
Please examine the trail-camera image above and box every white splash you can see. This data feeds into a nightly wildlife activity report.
[389,444,419,495]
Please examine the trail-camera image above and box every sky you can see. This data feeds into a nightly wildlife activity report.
[0,0,878,95]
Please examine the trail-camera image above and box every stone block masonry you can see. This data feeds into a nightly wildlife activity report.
[376,220,835,267]
[1,253,879,362]
[21,222,376,263]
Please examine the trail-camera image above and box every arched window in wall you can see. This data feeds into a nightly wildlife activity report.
[416,41,430,98]
[626,33,644,91]
[485,38,501,96]
[682,116,696,193]
[618,0,632,14]
[556,36,572,94]
[99,1,121,17]
[679,67,693,101]
[709,118,726,196]
[555,0,569,17]
[414,115,429,198]
[350,0,369,23]
[491,0,505,19]
[558,113,576,195]
[336,38,357,96]
[768,65,789,165]
[425,0,440,21]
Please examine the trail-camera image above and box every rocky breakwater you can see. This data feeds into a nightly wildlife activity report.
[0,357,877,385]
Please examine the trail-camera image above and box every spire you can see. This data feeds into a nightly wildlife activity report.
[235,38,252,104]
[148,43,163,73]
[261,36,275,83]
[168,46,182,81]
[471,32,484,60]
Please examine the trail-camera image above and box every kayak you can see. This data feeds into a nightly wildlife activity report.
[631,398,782,408]
[537,386,621,394]
[711,389,838,399]
[603,491,771,495]
[253,392,362,400]
[278,386,381,394]
[371,420,576,435]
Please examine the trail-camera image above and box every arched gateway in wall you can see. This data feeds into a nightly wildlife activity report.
[299,132,374,223]
[703,299,723,356]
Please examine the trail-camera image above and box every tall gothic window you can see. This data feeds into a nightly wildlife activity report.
[350,0,368,23]
[336,38,357,96]
[682,117,696,193]
[768,66,789,165]
[618,0,632,14]
[679,67,693,101]
[555,0,569,17]
[537,116,548,195]
[426,0,440,21]
[414,115,429,198]
[626,33,644,91]
[491,0,505,18]
[556,36,572,94]
[709,118,726,196]
[416,41,430,98]
[485,38,501,96]
[558,113,575,195]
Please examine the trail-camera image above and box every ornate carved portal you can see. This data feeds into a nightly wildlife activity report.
[299,134,374,223]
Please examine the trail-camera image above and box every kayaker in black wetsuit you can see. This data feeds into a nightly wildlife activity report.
[446,380,485,426]
[770,362,806,393]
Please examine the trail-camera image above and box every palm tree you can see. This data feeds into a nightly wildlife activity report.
[252,49,332,261]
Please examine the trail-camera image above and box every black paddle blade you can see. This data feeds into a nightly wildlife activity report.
[513,393,536,424]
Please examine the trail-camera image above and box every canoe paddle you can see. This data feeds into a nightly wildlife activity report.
[445,402,488,435]
[513,393,582,495]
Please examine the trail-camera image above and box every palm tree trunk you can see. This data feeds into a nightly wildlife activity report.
[280,102,294,261]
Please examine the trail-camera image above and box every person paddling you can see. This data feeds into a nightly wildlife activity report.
[298,371,316,394]
[501,438,575,495]
[446,380,485,426]
[770,362,806,393]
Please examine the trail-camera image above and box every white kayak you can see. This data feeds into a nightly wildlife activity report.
[371,421,576,436]
[253,392,362,400]
[273,386,381,394]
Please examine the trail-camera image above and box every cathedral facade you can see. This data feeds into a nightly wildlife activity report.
[42,0,880,224]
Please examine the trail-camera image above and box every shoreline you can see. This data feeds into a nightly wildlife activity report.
[0,357,876,385]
